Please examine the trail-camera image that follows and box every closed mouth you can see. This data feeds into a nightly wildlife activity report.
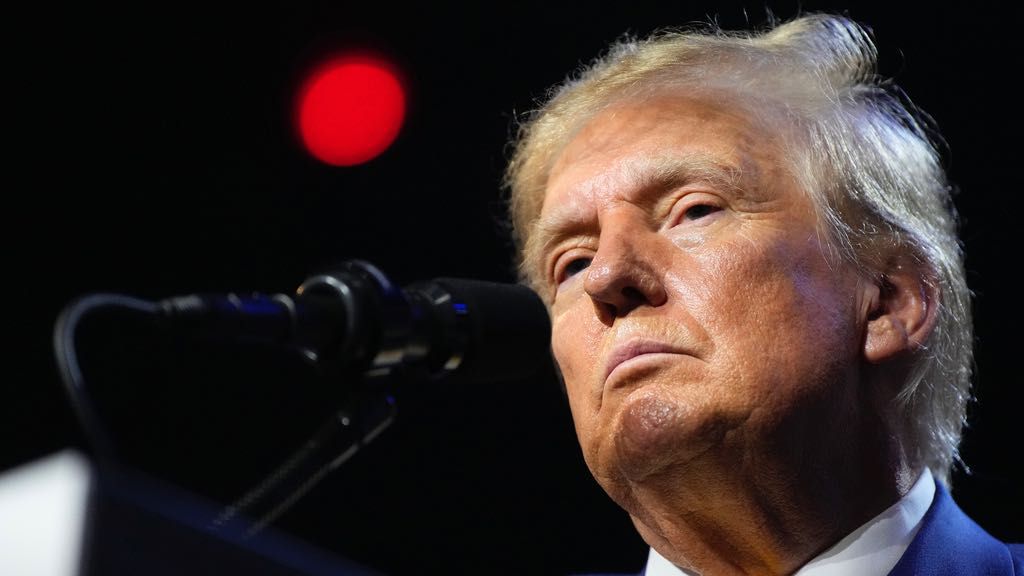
[603,339,689,385]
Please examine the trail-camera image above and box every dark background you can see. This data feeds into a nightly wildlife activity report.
[7,2,1021,575]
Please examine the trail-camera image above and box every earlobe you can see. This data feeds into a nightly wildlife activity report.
[863,262,939,364]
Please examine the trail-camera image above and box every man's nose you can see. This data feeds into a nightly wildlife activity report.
[583,224,668,320]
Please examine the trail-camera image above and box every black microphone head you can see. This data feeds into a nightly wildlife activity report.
[429,278,552,384]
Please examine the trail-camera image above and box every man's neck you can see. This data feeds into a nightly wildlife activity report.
[622,456,913,575]
[642,468,936,576]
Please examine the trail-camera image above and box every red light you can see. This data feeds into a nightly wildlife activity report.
[296,55,406,166]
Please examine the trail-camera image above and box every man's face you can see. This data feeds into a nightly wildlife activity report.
[537,95,872,504]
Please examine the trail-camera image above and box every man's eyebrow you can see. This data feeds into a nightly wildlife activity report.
[531,152,744,267]
[630,153,744,197]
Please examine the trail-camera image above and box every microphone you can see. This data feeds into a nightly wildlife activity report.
[52,261,553,534]
[155,260,551,384]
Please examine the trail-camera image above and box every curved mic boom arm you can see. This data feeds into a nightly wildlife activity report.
[53,260,551,535]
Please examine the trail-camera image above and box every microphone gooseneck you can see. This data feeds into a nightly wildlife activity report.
[54,260,552,535]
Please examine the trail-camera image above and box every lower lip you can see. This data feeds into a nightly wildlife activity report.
[604,352,681,388]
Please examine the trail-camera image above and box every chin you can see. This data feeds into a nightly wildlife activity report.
[605,387,719,483]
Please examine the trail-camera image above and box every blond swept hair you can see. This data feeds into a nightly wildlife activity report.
[505,14,972,486]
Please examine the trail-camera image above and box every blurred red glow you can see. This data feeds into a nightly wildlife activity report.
[296,55,406,166]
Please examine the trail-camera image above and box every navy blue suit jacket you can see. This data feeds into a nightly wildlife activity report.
[596,479,1022,576]
[887,480,1022,575]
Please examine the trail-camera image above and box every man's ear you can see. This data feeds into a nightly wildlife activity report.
[863,259,940,364]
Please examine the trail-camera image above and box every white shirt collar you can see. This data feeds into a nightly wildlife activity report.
[644,468,936,576]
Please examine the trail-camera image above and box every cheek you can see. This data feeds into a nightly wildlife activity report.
[676,235,858,403]
[551,303,602,420]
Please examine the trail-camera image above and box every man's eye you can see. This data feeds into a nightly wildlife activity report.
[680,203,721,222]
[559,257,592,283]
